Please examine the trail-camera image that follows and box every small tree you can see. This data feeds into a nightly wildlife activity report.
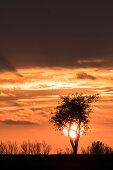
[49,93,98,155]
[21,142,28,154]
[81,141,113,154]
[0,142,6,154]
[90,141,105,154]
[41,141,51,155]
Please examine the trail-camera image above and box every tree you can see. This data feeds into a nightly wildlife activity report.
[49,93,99,155]
[41,141,51,155]
[81,141,113,154]
[90,141,105,154]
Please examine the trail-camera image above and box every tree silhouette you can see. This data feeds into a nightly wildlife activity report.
[81,141,113,154]
[49,93,99,155]
[90,141,105,154]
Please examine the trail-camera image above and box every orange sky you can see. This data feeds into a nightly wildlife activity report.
[0,67,113,153]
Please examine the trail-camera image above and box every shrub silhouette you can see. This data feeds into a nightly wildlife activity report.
[0,141,51,155]
[56,147,73,154]
[0,141,18,154]
[41,141,51,155]
[0,142,6,154]
[21,142,28,154]
[21,141,51,155]
[0,140,112,155]
[21,141,42,155]
[64,147,73,154]
[6,142,18,154]
[56,148,63,154]
[81,141,113,154]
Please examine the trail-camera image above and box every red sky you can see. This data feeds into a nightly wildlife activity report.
[0,67,113,153]
[0,0,113,153]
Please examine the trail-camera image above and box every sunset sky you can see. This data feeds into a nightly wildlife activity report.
[0,0,113,153]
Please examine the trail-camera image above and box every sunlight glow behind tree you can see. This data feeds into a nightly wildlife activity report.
[50,93,99,155]
[63,122,84,139]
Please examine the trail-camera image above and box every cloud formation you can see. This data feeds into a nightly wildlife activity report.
[0,119,37,125]
[77,72,96,80]
[77,59,104,65]
[1,1,113,69]
[0,54,22,77]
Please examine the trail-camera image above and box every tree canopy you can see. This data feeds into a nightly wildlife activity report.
[50,93,99,132]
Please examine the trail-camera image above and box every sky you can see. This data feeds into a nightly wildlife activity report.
[0,0,113,153]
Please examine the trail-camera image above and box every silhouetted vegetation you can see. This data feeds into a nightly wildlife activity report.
[21,141,42,155]
[41,141,51,155]
[50,93,99,155]
[56,147,73,155]
[0,141,113,169]
[0,141,51,155]
[81,141,113,154]
[0,140,112,155]
[0,141,18,154]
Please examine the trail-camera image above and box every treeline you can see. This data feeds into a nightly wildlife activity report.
[0,140,73,155]
[0,140,113,155]
[0,141,51,155]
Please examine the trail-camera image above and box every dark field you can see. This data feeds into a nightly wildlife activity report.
[0,154,113,170]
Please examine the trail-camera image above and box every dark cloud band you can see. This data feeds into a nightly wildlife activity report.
[0,54,22,77]
[77,72,96,80]
[0,119,38,125]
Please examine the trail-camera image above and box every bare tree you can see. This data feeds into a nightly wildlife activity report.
[0,141,51,155]
[28,141,34,154]
[21,141,34,154]
[0,142,7,154]
[21,141,44,155]
[13,142,18,154]
[21,142,28,154]
[27,141,41,155]
[0,141,18,154]
[7,142,14,154]
[41,141,51,155]
[33,142,41,154]
[50,93,99,155]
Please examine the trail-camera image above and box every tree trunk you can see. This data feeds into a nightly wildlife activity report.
[68,122,80,155]
[73,121,80,155]
[70,138,79,155]
[74,138,79,155]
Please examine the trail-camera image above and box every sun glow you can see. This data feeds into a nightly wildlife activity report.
[63,122,84,139]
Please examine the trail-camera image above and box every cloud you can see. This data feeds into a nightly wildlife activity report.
[77,59,104,64]
[0,119,38,125]
[38,111,48,118]
[0,54,22,77]
[77,72,96,80]
[1,1,113,69]
[75,58,108,68]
